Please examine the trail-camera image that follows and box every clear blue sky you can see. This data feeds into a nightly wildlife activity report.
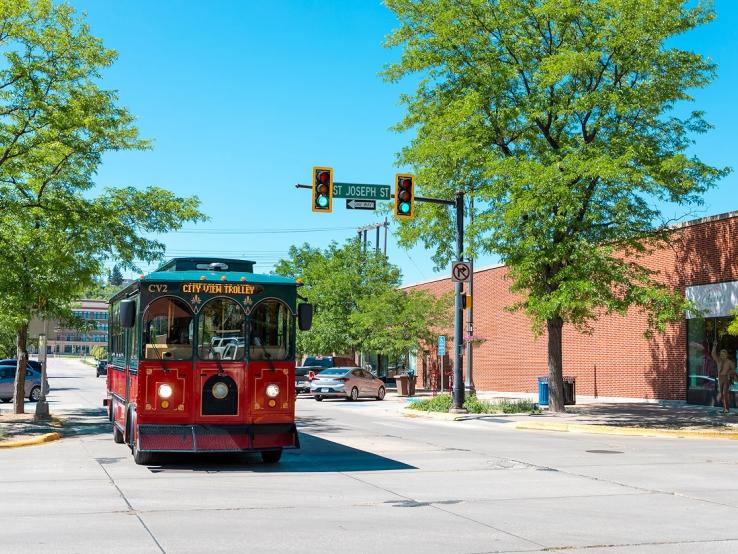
[71,0,738,285]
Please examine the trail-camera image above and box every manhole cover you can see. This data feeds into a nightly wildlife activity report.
[586,450,623,454]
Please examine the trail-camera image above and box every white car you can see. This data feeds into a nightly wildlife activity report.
[311,367,386,401]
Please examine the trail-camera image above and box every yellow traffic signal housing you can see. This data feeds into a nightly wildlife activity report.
[312,166,334,213]
[394,173,415,220]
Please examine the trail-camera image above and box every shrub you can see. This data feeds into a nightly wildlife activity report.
[409,394,539,414]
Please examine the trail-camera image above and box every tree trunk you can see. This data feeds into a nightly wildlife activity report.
[13,324,29,414]
[547,317,566,413]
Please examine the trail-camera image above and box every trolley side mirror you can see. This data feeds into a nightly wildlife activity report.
[298,303,313,331]
[120,299,136,329]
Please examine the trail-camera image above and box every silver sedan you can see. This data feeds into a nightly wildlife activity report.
[311,367,386,401]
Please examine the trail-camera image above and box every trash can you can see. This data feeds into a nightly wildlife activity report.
[408,375,416,396]
[537,376,549,406]
[395,374,409,396]
[563,376,576,405]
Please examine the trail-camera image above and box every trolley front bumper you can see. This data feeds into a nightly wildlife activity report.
[137,423,299,453]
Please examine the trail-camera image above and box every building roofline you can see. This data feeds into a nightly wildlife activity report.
[399,210,738,289]
[668,209,738,230]
[400,262,505,289]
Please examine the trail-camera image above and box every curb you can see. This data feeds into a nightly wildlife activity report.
[515,421,738,440]
[401,407,529,421]
[401,407,468,421]
[0,432,62,449]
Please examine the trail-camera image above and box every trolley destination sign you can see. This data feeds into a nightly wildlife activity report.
[333,182,391,200]
[180,282,263,295]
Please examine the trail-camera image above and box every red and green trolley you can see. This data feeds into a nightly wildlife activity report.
[104,257,312,465]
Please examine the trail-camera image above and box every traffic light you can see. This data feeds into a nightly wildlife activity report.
[394,173,415,219]
[312,166,334,213]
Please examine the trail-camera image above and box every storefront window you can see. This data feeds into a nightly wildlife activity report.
[197,298,245,360]
[687,316,738,399]
[142,297,193,360]
[250,300,292,361]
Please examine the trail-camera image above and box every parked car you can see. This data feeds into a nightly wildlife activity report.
[302,355,358,369]
[0,358,42,372]
[295,365,324,394]
[96,360,108,378]
[311,367,385,401]
[0,364,50,402]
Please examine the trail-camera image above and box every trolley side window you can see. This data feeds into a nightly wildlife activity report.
[142,297,194,360]
[197,298,246,360]
[250,299,293,361]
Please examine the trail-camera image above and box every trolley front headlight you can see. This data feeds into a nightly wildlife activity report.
[212,381,229,400]
[158,384,173,399]
[266,384,280,398]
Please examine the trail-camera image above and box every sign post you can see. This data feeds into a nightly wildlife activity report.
[438,335,446,393]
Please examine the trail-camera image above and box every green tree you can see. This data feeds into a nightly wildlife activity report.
[109,265,124,286]
[728,310,738,337]
[384,0,728,410]
[274,240,451,360]
[0,1,206,413]
[91,345,107,361]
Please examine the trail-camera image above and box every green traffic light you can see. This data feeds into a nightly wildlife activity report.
[317,196,329,208]
[399,202,410,214]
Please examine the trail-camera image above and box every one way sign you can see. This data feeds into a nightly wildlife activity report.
[346,199,376,210]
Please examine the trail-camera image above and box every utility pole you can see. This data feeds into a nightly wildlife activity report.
[383,218,388,257]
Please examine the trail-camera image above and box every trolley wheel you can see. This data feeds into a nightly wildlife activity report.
[113,424,124,444]
[348,387,359,401]
[261,449,282,464]
[376,386,386,401]
[132,442,154,465]
[314,395,323,402]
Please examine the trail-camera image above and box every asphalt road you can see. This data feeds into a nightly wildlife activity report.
[2,358,738,553]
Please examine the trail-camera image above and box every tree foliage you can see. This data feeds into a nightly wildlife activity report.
[274,240,452,359]
[728,309,738,337]
[384,0,728,410]
[0,0,207,412]
[109,265,124,286]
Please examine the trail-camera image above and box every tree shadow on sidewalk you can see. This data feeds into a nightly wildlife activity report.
[568,402,735,429]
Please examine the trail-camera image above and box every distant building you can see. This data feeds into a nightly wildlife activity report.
[29,299,109,355]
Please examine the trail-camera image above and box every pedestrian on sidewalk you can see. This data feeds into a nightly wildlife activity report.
[712,339,737,414]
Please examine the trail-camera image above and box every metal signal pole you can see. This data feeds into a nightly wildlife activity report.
[298,180,467,413]
[465,191,476,396]
[451,191,466,413]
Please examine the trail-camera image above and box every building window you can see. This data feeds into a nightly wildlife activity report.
[687,316,738,401]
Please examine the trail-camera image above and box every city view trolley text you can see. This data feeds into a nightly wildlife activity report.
[104,258,313,465]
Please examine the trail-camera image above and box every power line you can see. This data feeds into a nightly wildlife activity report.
[171,226,356,235]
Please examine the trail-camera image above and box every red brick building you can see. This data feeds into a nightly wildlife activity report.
[403,211,738,405]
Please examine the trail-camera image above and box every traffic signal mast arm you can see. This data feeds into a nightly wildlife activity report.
[298,176,467,413]
[295,182,455,206]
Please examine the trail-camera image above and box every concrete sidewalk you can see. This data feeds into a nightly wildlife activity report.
[401,391,738,439]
